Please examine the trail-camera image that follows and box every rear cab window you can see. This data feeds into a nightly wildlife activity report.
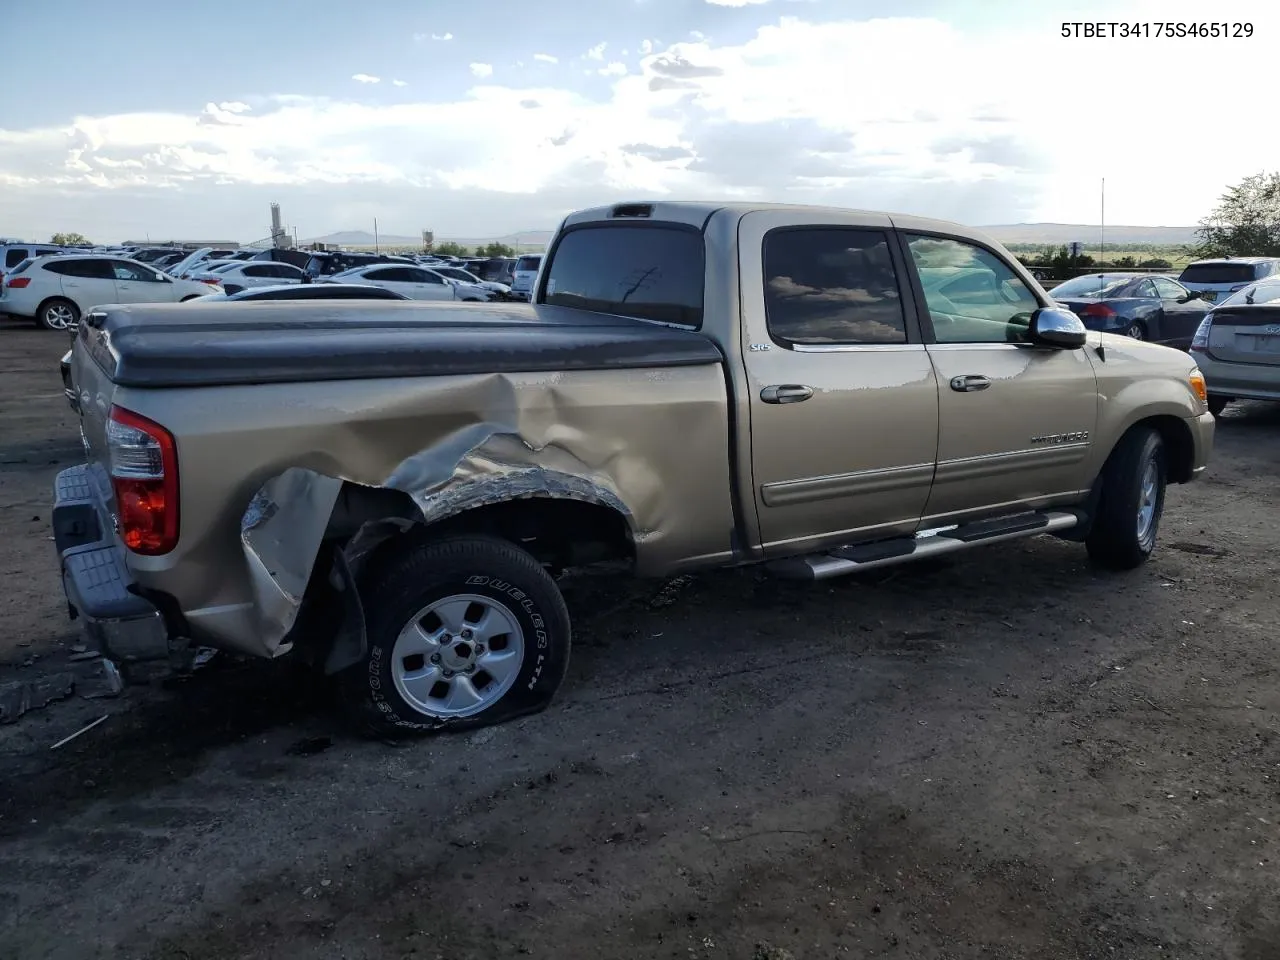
[540,224,704,326]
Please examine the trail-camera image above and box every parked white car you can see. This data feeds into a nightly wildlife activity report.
[189,261,306,294]
[508,254,542,301]
[425,265,509,298]
[0,254,216,329]
[325,264,462,301]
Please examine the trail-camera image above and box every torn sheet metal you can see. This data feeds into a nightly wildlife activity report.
[221,366,733,657]
[240,467,343,652]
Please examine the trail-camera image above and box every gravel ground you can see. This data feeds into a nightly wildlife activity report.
[1,318,1278,960]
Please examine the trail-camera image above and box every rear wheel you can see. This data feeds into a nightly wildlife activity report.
[1123,321,1146,341]
[1086,426,1166,570]
[340,535,572,737]
[1207,395,1230,417]
[38,298,79,331]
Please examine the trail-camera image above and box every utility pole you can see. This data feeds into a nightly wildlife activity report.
[374,218,380,254]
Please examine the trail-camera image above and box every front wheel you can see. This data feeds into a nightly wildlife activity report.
[340,535,572,737]
[1086,426,1167,570]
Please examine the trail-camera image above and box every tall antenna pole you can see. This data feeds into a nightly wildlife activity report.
[374,218,380,254]
[1100,177,1106,267]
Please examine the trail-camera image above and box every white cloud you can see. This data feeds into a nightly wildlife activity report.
[351,74,380,84]
[598,62,628,77]
[585,42,607,61]
[689,31,705,40]
[392,79,408,87]
[1,0,1273,239]
[469,62,493,78]
[705,0,771,5]
[415,32,452,41]
[639,39,654,54]
[534,53,558,63]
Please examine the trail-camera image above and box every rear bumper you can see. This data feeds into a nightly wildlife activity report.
[1195,351,1280,401]
[52,465,177,663]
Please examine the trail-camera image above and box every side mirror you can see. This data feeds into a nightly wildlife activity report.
[155,271,170,282]
[1028,307,1087,349]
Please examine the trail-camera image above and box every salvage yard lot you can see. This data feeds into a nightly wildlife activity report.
[2,319,1279,959]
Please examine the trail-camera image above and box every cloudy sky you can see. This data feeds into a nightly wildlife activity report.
[0,0,1273,242]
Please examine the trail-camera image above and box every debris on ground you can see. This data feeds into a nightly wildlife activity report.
[0,673,75,724]
[49,714,109,750]
[648,574,695,609]
[78,660,124,700]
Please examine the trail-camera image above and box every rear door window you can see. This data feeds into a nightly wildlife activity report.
[541,224,703,326]
[45,258,114,279]
[762,228,909,345]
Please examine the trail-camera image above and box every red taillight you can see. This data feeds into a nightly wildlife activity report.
[200,278,221,285]
[1081,303,1116,318]
[106,406,179,555]
[6,276,30,288]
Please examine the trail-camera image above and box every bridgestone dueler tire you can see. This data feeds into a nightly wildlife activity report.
[340,535,571,738]
[1085,426,1167,571]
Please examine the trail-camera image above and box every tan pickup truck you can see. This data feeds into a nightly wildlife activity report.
[52,201,1215,735]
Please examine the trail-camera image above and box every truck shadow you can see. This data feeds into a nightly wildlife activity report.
[0,536,1146,833]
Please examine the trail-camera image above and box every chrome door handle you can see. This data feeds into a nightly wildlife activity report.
[949,375,991,392]
[760,384,814,404]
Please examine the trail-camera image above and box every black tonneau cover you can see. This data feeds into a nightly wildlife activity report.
[84,301,724,388]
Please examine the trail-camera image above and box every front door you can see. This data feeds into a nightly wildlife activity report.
[901,232,1099,524]
[408,268,456,301]
[740,211,940,555]
[1152,276,1209,349]
[110,259,173,304]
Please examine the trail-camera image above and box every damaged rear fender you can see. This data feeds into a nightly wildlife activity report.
[241,467,637,666]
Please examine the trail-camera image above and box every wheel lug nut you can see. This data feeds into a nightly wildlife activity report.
[429,653,441,664]
[475,644,486,655]
[443,669,454,678]
[461,629,473,639]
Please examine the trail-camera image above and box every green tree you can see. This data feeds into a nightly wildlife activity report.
[473,242,515,258]
[1194,171,1280,258]
[433,241,468,256]
[1139,257,1172,269]
[51,231,89,246]
[1113,255,1137,268]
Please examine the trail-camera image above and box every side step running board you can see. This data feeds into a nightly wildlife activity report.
[768,510,1080,581]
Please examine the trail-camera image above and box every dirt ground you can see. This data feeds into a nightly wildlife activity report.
[2,317,1279,960]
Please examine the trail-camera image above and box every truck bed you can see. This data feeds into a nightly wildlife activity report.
[82,301,725,387]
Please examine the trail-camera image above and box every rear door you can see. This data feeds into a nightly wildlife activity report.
[110,259,172,304]
[902,231,1099,524]
[1151,276,1207,348]
[739,211,940,553]
[52,258,119,311]
[239,264,281,288]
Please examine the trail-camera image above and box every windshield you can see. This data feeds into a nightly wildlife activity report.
[1050,275,1135,299]
[1220,280,1280,307]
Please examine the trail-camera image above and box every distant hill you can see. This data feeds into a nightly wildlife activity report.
[981,223,1198,245]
